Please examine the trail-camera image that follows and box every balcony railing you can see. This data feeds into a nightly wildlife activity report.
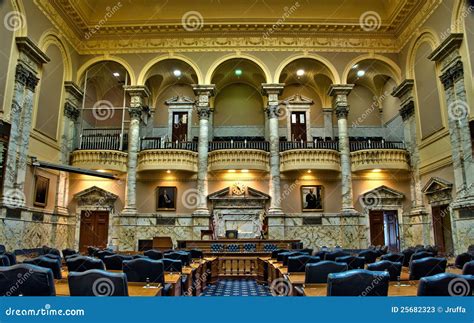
[280,141,339,151]
[79,129,128,151]
[208,141,270,152]
[140,137,198,152]
[349,140,405,152]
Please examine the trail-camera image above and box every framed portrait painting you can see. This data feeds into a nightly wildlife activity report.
[301,185,323,211]
[34,175,49,207]
[156,186,177,211]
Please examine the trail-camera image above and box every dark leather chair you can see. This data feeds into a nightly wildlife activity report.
[162,258,183,272]
[418,273,474,296]
[327,269,390,296]
[23,256,62,279]
[409,257,447,280]
[305,261,348,284]
[463,260,474,275]
[298,248,313,255]
[103,254,133,270]
[42,247,61,257]
[164,252,191,266]
[87,246,99,257]
[358,250,379,264]
[314,250,328,260]
[122,258,165,283]
[4,252,16,265]
[325,251,350,261]
[133,255,149,259]
[455,253,473,269]
[282,252,305,265]
[62,248,78,258]
[68,270,128,296]
[287,255,320,273]
[144,249,163,260]
[0,264,56,296]
[66,256,105,272]
[367,260,402,281]
[96,250,115,260]
[44,254,62,262]
[335,256,365,270]
[381,253,404,264]
[189,249,203,259]
[271,249,288,259]
[410,251,435,263]
[276,251,297,263]
[0,255,10,267]
[0,244,5,254]
[401,248,415,267]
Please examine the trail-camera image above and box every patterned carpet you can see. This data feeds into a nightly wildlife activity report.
[201,279,272,296]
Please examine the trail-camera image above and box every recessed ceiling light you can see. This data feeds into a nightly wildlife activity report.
[235,69,243,76]
[357,70,366,77]
[372,169,382,173]
[228,169,236,173]
[352,64,359,69]
[166,170,171,174]
[173,70,182,77]
[113,72,120,77]
[296,69,305,76]
[96,169,107,173]
[241,169,249,173]
[307,170,312,173]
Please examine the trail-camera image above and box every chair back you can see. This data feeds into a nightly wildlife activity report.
[164,251,191,266]
[462,260,474,275]
[62,248,78,258]
[189,249,204,259]
[455,253,473,269]
[287,255,320,273]
[358,250,379,264]
[122,258,165,284]
[68,269,128,296]
[271,249,288,259]
[0,264,56,296]
[103,254,133,270]
[0,255,10,267]
[0,245,5,254]
[162,258,183,272]
[282,252,304,265]
[381,253,404,264]
[410,251,435,263]
[4,252,17,265]
[305,261,348,284]
[325,251,350,261]
[401,248,415,267]
[23,256,62,279]
[66,256,105,272]
[409,257,447,280]
[418,273,474,296]
[96,250,115,260]
[335,256,365,270]
[143,249,163,260]
[367,260,402,281]
[327,269,390,296]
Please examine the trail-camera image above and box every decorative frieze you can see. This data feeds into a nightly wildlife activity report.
[351,149,410,172]
[71,150,128,173]
[208,149,270,172]
[280,150,340,172]
[138,150,198,173]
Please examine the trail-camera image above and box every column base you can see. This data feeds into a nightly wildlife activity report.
[340,208,360,217]
[408,205,428,217]
[267,208,284,217]
[192,208,210,217]
[121,207,137,216]
[54,206,69,216]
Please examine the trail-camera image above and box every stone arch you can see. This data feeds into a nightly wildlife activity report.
[274,53,340,84]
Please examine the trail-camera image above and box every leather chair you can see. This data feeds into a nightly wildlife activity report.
[68,270,128,296]
[401,248,415,267]
[42,247,61,257]
[281,252,303,265]
[287,255,320,273]
[144,249,163,260]
[87,246,99,257]
[0,264,56,296]
[66,256,105,272]
[103,254,133,270]
[410,251,435,263]
[409,257,447,280]
[335,256,365,270]
[455,253,473,269]
[133,255,149,259]
[0,255,10,267]
[0,244,5,254]
[122,258,165,283]
[4,252,17,265]
[298,248,313,255]
[305,261,348,284]
[44,254,62,262]
[325,251,350,261]
[271,249,288,259]
[62,248,78,258]
[189,249,204,259]
[164,251,191,266]
[463,260,474,275]
[327,269,390,296]
[418,273,474,296]
[23,256,62,279]
[162,258,183,272]
[381,253,404,264]
[367,260,402,281]
[96,250,115,260]
[358,250,379,264]
[314,250,328,260]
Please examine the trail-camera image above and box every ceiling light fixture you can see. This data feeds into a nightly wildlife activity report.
[235,69,243,76]
[96,169,107,173]
[166,170,171,174]
[372,169,382,173]
[357,70,366,77]
[307,170,312,173]
[296,69,305,77]
[241,169,249,173]
[173,70,182,77]
[113,72,120,77]
[352,64,359,69]
[228,169,236,173]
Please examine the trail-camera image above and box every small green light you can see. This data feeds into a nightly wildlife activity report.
[235,69,243,76]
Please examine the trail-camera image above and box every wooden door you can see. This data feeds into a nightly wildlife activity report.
[290,112,307,141]
[79,211,109,253]
[369,210,385,246]
[432,205,448,253]
[384,211,400,252]
[172,112,188,142]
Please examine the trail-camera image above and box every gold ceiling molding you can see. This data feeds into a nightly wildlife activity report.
[35,0,443,54]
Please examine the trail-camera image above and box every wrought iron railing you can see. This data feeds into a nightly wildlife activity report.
[208,141,270,152]
[349,140,405,152]
[279,141,339,151]
[140,137,198,152]
[79,129,128,151]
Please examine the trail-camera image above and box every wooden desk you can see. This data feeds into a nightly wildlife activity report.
[303,281,419,297]
[165,273,182,296]
[55,280,162,296]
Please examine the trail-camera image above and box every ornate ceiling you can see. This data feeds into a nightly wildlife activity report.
[35,0,442,54]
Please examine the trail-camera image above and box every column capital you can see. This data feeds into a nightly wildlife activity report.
[428,33,463,63]
[193,84,216,96]
[197,107,211,120]
[440,59,464,89]
[64,102,80,121]
[261,83,285,96]
[25,73,39,92]
[399,100,415,121]
[265,104,282,119]
[124,85,151,99]
[64,81,84,102]
[15,63,29,85]
[328,84,354,97]
[15,37,50,71]
[391,79,414,100]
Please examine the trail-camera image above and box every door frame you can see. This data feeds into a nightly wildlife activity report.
[289,111,308,142]
[166,96,194,142]
[78,210,110,252]
[283,94,313,142]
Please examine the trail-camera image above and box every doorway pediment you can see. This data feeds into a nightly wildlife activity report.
[74,186,118,207]
[209,185,269,209]
[360,185,404,208]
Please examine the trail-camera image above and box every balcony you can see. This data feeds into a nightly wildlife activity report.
[137,138,198,172]
[208,140,270,172]
[279,141,340,172]
[350,140,410,172]
[79,129,128,151]
[71,150,128,173]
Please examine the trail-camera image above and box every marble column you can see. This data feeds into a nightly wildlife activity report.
[322,108,334,139]
[122,86,150,215]
[1,64,28,206]
[329,85,358,216]
[262,84,285,216]
[192,85,215,216]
